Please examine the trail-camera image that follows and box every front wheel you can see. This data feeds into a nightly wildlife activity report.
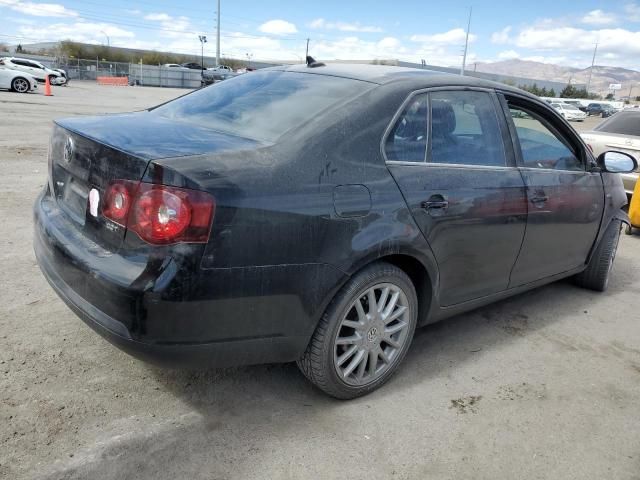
[11,77,30,93]
[297,262,418,399]
[574,219,622,291]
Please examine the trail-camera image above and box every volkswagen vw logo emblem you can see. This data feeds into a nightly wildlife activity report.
[367,327,378,343]
[63,137,74,163]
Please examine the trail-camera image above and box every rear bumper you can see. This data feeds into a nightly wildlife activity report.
[34,189,347,367]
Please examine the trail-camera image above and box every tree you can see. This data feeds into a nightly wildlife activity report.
[560,83,577,98]
[15,44,23,53]
[605,93,614,100]
[548,88,556,98]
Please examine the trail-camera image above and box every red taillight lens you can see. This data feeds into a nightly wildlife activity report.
[103,182,134,224]
[102,180,215,245]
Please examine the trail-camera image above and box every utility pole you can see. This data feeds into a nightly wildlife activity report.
[460,6,472,76]
[305,38,310,59]
[586,42,598,94]
[216,0,221,67]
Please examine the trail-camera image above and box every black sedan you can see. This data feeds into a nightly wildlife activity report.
[34,63,636,399]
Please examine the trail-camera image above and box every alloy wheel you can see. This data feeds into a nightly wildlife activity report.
[13,78,29,93]
[333,283,411,386]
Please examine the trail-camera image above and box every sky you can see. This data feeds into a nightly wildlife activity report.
[2,0,640,70]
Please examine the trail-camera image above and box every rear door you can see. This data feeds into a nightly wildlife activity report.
[386,88,527,306]
[501,94,604,286]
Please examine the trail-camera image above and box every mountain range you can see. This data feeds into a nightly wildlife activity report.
[472,59,640,97]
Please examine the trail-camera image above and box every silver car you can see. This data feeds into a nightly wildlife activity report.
[581,110,640,196]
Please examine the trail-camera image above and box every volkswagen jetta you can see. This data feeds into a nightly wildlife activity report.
[34,63,637,398]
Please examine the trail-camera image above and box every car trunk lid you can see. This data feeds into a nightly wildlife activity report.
[49,112,261,249]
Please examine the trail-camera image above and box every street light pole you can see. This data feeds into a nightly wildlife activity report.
[586,42,598,94]
[460,6,472,76]
[198,35,207,72]
[100,30,110,47]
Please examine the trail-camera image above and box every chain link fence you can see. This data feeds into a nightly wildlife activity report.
[53,58,203,88]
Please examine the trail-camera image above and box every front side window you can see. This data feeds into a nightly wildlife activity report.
[384,94,428,162]
[508,103,583,171]
[429,90,507,167]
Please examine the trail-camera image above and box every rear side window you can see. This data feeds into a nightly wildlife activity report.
[152,71,370,142]
[595,113,640,136]
[384,94,428,162]
[429,91,507,167]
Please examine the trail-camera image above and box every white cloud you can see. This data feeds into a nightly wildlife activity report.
[491,26,511,44]
[258,19,297,35]
[410,28,476,45]
[0,0,77,17]
[143,12,192,38]
[498,49,520,60]
[144,13,171,22]
[19,21,134,43]
[309,18,383,33]
[581,9,617,25]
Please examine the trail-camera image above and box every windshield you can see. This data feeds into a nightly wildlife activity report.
[595,112,640,136]
[152,70,371,142]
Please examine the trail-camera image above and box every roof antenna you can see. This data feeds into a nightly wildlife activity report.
[306,56,325,68]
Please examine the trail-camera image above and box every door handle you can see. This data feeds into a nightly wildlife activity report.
[530,195,549,204]
[421,195,449,211]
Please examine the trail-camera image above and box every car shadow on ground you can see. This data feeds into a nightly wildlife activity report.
[42,247,637,479]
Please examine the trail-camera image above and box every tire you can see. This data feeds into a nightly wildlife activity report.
[297,262,418,399]
[11,77,30,93]
[574,219,622,291]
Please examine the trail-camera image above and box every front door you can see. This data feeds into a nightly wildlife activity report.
[386,89,528,306]
[503,95,605,286]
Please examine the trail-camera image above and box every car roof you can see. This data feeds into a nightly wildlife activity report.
[262,63,531,95]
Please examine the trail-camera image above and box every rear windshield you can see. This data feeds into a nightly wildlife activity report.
[152,70,371,142]
[595,113,640,136]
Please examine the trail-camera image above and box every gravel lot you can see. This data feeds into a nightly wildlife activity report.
[1,82,639,480]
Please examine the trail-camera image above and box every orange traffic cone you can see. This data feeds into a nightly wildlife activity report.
[44,75,52,96]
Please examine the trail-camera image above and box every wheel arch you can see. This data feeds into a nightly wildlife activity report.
[11,76,30,91]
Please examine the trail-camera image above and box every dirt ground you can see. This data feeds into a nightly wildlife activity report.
[1,81,639,480]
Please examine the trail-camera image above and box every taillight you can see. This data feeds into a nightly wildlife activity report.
[102,180,215,245]
[103,182,133,223]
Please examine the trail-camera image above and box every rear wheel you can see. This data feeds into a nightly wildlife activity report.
[297,262,418,399]
[11,77,30,93]
[574,219,622,291]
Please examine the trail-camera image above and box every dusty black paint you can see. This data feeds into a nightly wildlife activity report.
[34,64,630,367]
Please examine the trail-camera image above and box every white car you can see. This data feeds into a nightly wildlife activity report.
[0,67,38,93]
[581,110,640,196]
[551,102,587,122]
[0,57,64,85]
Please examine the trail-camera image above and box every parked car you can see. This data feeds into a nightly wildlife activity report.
[551,102,587,121]
[586,103,616,117]
[581,110,640,196]
[201,65,236,85]
[0,67,38,93]
[52,68,68,85]
[34,64,636,399]
[560,99,588,112]
[180,62,203,70]
[0,57,64,84]
[162,64,185,68]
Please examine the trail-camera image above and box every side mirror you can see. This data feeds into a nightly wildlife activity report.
[597,151,638,173]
